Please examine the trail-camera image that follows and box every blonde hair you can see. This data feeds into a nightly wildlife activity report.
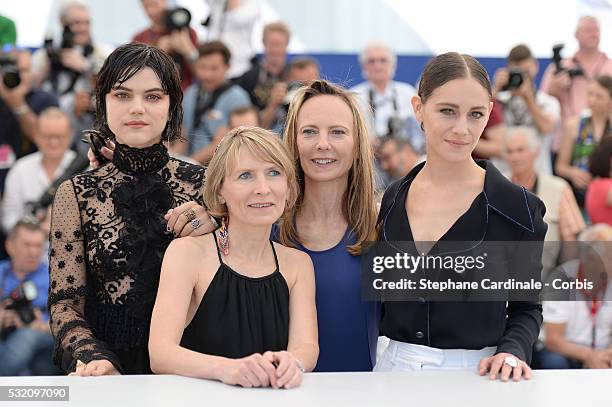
[280,80,377,255]
[203,126,298,223]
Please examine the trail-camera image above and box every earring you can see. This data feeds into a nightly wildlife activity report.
[420,122,425,132]
[217,217,229,256]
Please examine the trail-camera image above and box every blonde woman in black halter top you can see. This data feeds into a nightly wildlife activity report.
[149,126,318,389]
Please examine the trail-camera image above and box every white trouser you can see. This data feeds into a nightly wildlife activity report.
[375,340,496,372]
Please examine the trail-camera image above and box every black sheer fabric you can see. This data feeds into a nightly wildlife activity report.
[180,233,290,358]
[48,141,205,374]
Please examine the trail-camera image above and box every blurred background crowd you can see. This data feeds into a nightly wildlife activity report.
[0,0,611,375]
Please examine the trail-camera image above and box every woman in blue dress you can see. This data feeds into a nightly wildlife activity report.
[278,80,379,371]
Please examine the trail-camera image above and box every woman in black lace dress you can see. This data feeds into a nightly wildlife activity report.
[48,43,212,375]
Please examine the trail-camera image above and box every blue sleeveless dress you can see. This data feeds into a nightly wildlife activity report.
[272,225,379,372]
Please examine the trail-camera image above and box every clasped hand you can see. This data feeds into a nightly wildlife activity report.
[221,351,303,389]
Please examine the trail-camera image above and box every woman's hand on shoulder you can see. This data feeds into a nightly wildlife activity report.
[165,202,217,238]
[87,139,115,169]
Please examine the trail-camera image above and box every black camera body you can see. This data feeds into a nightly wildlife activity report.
[0,55,21,89]
[552,44,584,78]
[45,25,74,73]
[43,25,94,95]
[60,24,75,50]
[3,281,38,326]
[165,7,192,31]
[502,68,525,91]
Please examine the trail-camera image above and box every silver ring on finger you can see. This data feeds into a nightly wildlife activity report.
[503,356,518,368]
[190,218,201,230]
[183,208,197,222]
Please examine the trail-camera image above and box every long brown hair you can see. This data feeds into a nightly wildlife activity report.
[280,80,377,255]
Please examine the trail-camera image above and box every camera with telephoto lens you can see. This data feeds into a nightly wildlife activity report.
[60,24,75,49]
[552,44,584,78]
[0,54,21,89]
[165,7,192,31]
[2,281,38,327]
[502,68,524,91]
[44,25,76,78]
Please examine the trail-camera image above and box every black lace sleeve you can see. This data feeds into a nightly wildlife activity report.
[48,179,122,373]
[169,158,205,206]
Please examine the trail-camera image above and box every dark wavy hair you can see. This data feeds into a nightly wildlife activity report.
[94,42,183,142]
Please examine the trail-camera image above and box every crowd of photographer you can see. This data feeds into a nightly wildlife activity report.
[0,0,611,375]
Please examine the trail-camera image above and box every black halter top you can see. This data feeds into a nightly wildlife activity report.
[180,233,290,358]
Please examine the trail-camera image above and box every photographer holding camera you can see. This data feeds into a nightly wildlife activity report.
[0,220,59,376]
[31,1,111,110]
[540,16,612,161]
[2,108,76,234]
[266,56,320,133]
[351,41,417,141]
[0,50,59,190]
[494,44,560,174]
[133,0,199,90]
[234,21,291,130]
[183,41,251,164]
[204,0,260,79]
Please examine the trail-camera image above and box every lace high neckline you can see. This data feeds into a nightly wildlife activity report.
[113,141,169,175]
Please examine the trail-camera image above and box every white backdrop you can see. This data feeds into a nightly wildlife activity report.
[1,0,611,56]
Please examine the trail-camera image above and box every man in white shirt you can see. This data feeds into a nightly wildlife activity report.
[351,42,419,145]
[537,224,612,369]
[493,44,560,174]
[31,1,112,110]
[2,108,76,233]
[540,16,612,156]
[205,0,260,79]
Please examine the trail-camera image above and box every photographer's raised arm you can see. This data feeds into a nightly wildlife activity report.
[540,64,571,100]
[47,180,121,373]
[518,79,558,135]
[260,82,287,129]
[0,79,37,142]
